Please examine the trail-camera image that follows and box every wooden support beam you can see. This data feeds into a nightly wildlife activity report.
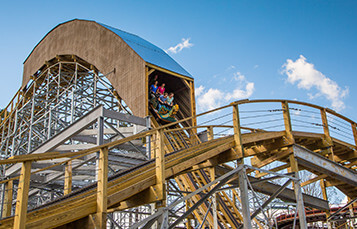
[250,148,291,171]
[321,108,335,161]
[13,161,32,229]
[207,126,214,141]
[64,161,72,195]
[320,179,329,203]
[154,129,166,206]
[281,101,294,142]
[96,147,108,229]
[209,166,218,229]
[301,174,327,187]
[182,79,190,89]
[2,180,13,218]
[189,81,197,129]
[146,63,194,81]
[148,68,155,76]
[233,104,244,158]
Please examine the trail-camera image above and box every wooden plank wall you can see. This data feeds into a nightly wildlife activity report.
[22,20,146,117]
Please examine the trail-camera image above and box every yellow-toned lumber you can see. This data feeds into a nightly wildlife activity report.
[148,68,155,76]
[189,81,197,129]
[207,126,214,141]
[209,167,218,228]
[113,183,161,210]
[250,148,291,170]
[96,147,108,229]
[2,180,13,218]
[13,161,32,229]
[179,174,216,226]
[302,174,327,187]
[289,154,299,175]
[155,129,166,204]
[182,79,190,89]
[4,119,350,229]
[146,63,193,81]
[282,101,294,142]
[64,161,72,195]
[233,104,244,157]
[321,108,335,161]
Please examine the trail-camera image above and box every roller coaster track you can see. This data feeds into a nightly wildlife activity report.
[276,206,357,228]
[1,99,357,228]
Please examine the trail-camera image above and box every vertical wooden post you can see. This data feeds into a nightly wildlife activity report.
[64,161,72,195]
[321,109,335,161]
[2,180,13,218]
[207,126,213,141]
[151,131,156,160]
[96,147,108,229]
[209,167,218,229]
[281,101,294,142]
[282,101,307,228]
[320,179,329,207]
[233,104,244,158]
[189,81,197,129]
[155,129,166,204]
[13,161,31,229]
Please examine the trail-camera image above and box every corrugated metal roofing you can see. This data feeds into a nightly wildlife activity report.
[98,22,192,78]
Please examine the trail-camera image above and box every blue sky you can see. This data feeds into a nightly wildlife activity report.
[0,1,356,121]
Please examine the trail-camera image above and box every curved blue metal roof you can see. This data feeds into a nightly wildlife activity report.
[98,22,192,78]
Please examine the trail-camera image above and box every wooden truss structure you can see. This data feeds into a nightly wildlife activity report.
[0,73,357,228]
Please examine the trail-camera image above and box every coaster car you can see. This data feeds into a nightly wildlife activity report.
[149,94,179,123]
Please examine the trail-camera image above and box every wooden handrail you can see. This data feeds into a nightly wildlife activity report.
[1,98,356,165]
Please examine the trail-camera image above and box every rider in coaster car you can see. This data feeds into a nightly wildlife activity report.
[158,92,168,110]
[166,92,174,108]
[150,81,158,98]
[157,83,166,96]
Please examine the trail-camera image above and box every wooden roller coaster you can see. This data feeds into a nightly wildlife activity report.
[0,19,357,229]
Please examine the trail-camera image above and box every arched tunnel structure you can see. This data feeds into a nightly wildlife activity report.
[0,19,357,229]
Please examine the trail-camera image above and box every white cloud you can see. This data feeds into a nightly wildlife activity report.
[196,72,255,112]
[166,38,193,54]
[195,85,205,97]
[282,55,348,111]
[225,82,254,101]
[197,88,225,111]
[232,72,246,82]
